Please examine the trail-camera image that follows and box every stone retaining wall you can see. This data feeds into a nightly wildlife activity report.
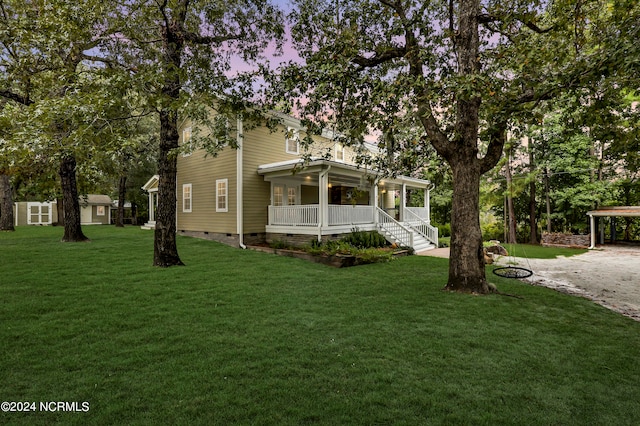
[541,233,590,248]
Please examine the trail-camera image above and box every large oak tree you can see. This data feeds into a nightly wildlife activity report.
[107,0,284,266]
[276,0,638,293]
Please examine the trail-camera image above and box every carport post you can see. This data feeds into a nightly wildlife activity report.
[589,214,596,249]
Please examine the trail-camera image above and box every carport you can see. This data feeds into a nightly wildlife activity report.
[587,206,640,249]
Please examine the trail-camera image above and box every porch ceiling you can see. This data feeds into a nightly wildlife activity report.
[257,158,431,189]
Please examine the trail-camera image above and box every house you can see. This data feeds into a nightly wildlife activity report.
[142,113,438,252]
[13,195,113,226]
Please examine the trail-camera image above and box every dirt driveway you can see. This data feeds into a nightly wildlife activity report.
[496,246,640,321]
[420,246,640,321]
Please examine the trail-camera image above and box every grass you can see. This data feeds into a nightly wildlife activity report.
[1,226,639,425]
[498,243,588,259]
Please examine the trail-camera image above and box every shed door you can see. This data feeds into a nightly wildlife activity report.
[27,202,52,225]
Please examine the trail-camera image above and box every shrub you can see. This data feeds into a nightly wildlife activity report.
[482,222,503,241]
[434,222,451,237]
[341,228,388,248]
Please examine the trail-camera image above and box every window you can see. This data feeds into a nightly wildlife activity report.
[216,179,228,212]
[96,206,105,216]
[183,184,192,213]
[335,143,345,162]
[273,185,284,207]
[287,187,297,205]
[273,185,297,206]
[285,127,300,154]
[182,127,193,156]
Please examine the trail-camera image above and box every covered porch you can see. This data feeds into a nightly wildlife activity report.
[257,159,438,249]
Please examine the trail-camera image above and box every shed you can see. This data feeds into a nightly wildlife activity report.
[80,195,113,225]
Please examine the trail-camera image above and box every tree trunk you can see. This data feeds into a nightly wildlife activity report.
[131,202,138,226]
[444,160,492,293]
[0,173,15,231]
[544,169,552,233]
[505,150,517,244]
[441,0,496,293]
[116,175,126,227]
[56,196,64,226]
[152,19,185,267]
[153,108,184,266]
[59,154,88,242]
[528,141,538,244]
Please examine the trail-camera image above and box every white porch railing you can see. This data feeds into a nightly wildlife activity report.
[269,204,319,226]
[404,208,439,245]
[406,207,430,221]
[328,205,375,226]
[268,204,377,227]
[376,207,414,248]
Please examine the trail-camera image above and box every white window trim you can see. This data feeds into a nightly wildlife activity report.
[96,206,105,216]
[285,127,300,154]
[335,143,345,162]
[183,183,192,213]
[272,183,300,206]
[216,179,228,212]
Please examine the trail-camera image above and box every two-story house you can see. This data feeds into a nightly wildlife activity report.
[142,112,438,252]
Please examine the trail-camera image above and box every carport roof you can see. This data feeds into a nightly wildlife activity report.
[587,206,640,217]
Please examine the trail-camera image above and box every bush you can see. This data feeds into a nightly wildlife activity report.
[434,222,451,237]
[482,222,503,241]
[341,228,388,248]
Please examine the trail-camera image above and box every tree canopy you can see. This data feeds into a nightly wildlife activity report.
[273,0,639,292]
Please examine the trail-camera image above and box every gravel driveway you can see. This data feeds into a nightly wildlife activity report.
[496,246,640,321]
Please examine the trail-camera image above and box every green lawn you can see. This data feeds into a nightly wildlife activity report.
[1,226,639,425]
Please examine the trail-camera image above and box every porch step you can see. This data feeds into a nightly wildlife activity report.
[378,228,436,252]
[411,232,436,253]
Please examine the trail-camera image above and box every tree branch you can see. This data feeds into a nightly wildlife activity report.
[0,89,33,106]
[352,47,407,69]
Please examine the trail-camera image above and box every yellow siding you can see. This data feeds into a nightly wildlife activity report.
[176,113,373,235]
[242,125,298,233]
[176,120,237,233]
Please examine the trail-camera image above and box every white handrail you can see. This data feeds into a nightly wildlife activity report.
[404,208,439,245]
[376,207,413,247]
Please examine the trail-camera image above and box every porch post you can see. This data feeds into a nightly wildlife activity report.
[399,183,407,222]
[425,186,430,224]
[372,179,379,225]
[148,192,155,222]
[318,167,331,240]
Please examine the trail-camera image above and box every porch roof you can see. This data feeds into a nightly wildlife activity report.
[257,158,432,189]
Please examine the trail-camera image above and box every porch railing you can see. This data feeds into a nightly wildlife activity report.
[376,207,414,248]
[328,205,375,226]
[404,208,439,245]
[268,204,319,226]
[268,204,376,227]
[406,207,430,221]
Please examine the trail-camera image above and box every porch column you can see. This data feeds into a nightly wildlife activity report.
[424,186,430,224]
[399,183,407,222]
[318,167,330,239]
[372,180,379,225]
[589,214,596,249]
[148,192,155,222]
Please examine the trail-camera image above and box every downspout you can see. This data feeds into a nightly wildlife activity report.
[236,116,246,249]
